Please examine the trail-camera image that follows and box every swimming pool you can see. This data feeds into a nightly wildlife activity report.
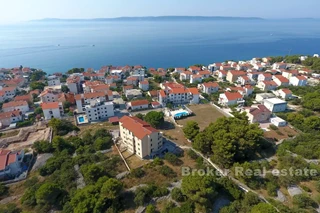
[174,112,188,117]
[78,116,85,123]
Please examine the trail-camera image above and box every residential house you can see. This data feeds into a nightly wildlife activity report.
[3,101,29,113]
[226,71,246,83]
[126,77,139,86]
[198,70,211,79]
[199,82,219,94]
[0,149,25,180]
[0,87,16,100]
[276,89,293,100]
[248,72,260,81]
[125,89,143,99]
[0,110,22,128]
[47,75,61,86]
[245,105,271,123]
[42,102,64,120]
[238,75,251,85]
[190,74,202,84]
[216,70,227,80]
[139,80,149,91]
[188,66,201,74]
[14,95,32,103]
[158,83,199,106]
[273,75,289,87]
[227,86,253,97]
[119,116,163,159]
[127,100,149,110]
[273,63,287,70]
[106,75,120,84]
[123,85,134,93]
[258,73,272,82]
[257,81,278,92]
[175,68,185,73]
[208,63,222,72]
[289,76,307,86]
[180,71,192,81]
[282,70,298,79]
[148,90,158,99]
[39,89,60,103]
[67,75,81,94]
[255,93,276,103]
[75,92,107,113]
[151,101,161,108]
[218,92,244,106]
[263,98,287,113]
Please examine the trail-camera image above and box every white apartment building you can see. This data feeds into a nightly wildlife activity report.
[263,98,287,113]
[42,102,64,120]
[75,92,107,113]
[158,83,199,106]
[2,101,29,113]
[39,89,60,103]
[198,82,219,94]
[0,87,16,101]
[47,75,61,86]
[84,100,114,122]
[67,75,81,94]
[119,116,163,159]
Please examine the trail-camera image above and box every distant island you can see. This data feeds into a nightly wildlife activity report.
[30,16,264,22]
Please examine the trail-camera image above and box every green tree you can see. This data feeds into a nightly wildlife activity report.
[31,70,47,81]
[101,178,123,199]
[181,173,217,208]
[35,183,63,205]
[145,204,156,213]
[94,137,112,151]
[171,188,185,202]
[33,140,54,153]
[144,111,164,128]
[136,113,144,120]
[30,82,46,91]
[81,164,107,184]
[153,74,163,83]
[250,203,277,213]
[61,85,70,93]
[183,121,200,141]
[34,107,43,115]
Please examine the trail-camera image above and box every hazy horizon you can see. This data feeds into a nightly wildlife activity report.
[1,0,320,24]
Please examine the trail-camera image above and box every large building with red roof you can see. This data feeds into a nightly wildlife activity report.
[158,83,199,106]
[119,116,163,158]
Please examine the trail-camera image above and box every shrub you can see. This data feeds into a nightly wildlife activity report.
[269,124,278,130]
[275,130,284,136]
[171,188,185,202]
[301,185,312,193]
[159,165,177,177]
[130,168,145,178]
[187,149,198,160]
[293,194,317,208]
[164,153,182,166]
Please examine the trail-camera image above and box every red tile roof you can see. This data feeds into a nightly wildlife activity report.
[296,75,307,80]
[188,88,199,95]
[151,101,160,106]
[0,150,19,170]
[109,116,119,123]
[83,92,105,99]
[41,102,60,110]
[224,92,242,101]
[229,71,246,76]
[202,82,219,88]
[140,80,149,85]
[0,110,21,120]
[130,99,149,106]
[119,116,158,140]
[3,101,28,108]
[281,89,292,94]
[274,75,289,83]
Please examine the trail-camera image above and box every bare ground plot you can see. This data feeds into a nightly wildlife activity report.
[176,104,225,130]
[0,130,19,139]
[121,150,150,170]
[77,122,119,136]
[7,128,51,150]
[264,126,298,143]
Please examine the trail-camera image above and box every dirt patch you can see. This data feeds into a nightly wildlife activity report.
[7,128,51,150]
[0,130,19,139]
[264,126,298,143]
[176,104,225,130]
[77,121,119,136]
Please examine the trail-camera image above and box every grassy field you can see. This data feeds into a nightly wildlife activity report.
[176,104,225,130]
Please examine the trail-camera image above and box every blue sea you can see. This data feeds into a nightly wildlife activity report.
[0,20,320,74]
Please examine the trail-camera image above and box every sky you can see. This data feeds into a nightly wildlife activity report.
[1,0,319,23]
